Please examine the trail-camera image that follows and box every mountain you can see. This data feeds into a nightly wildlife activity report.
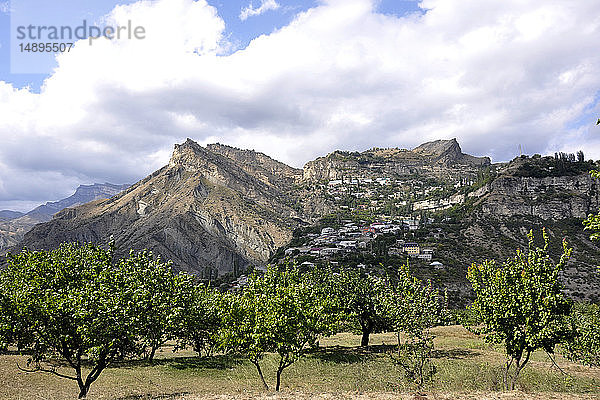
[13,140,316,278]
[0,211,24,221]
[0,183,129,251]
[302,138,490,181]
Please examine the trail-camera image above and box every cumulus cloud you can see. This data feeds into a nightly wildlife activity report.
[240,0,280,21]
[0,0,599,210]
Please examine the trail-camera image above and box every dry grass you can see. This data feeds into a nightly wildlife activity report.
[0,326,598,400]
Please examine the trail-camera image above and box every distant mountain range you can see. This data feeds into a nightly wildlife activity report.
[0,210,24,221]
[3,138,600,303]
[0,183,129,251]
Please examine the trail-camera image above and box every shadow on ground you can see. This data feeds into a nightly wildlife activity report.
[110,353,245,371]
[309,344,397,364]
[432,348,478,359]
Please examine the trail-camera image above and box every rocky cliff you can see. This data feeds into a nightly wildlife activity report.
[464,156,599,220]
[477,174,598,220]
[302,138,490,181]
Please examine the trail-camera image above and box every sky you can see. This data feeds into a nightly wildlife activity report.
[0,0,599,211]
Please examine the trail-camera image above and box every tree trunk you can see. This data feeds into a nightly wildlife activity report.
[361,326,372,347]
[252,361,269,391]
[77,383,89,399]
[148,346,157,363]
[276,368,282,391]
[361,330,370,347]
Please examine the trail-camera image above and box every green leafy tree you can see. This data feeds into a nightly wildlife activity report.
[120,250,192,362]
[386,264,447,387]
[173,283,222,357]
[329,268,390,346]
[466,230,574,390]
[0,290,13,352]
[219,265,336,391]
[0,243,146,398]
[563,302,600,366]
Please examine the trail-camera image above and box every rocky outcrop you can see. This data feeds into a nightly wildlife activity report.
[413,138,489,167]
[479,174,598,220]
[302,139,490,181]
[206,143,302,186]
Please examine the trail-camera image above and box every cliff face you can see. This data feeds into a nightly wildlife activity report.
[15,140,305,277]
[0,183,129,251]
[205,143,302,186]
[478,174,599,220]
[302,138,490,181]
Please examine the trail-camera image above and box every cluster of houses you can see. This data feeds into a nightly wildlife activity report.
[283,220,444,269]
[324,176,475,214]
[326,177,410,203]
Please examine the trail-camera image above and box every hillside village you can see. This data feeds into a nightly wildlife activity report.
[268,174,477,275]
[263,151,600,306]
[9,138,599,304]
[283,220,441,265]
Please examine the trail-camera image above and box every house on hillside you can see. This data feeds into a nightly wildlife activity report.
[321,227,335,235]
[320,247,341,257]
[418,248,434,261]
[389,247,402,256]
[403,242,420,256]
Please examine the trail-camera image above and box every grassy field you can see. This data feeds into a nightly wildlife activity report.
[1,326,599,400]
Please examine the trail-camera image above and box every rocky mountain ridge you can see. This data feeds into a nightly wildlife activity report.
[13,140,309,277]
[0,183,129,251]
[302,138,490,181]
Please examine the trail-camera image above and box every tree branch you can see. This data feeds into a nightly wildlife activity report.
[545,351,572,377]
[16,361,78,381]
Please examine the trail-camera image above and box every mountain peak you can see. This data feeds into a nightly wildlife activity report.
[169,139,212,171]
[413,138,461,157]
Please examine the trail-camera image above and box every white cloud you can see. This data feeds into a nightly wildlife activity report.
[1,0,600,209]
[240,0,280,21]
